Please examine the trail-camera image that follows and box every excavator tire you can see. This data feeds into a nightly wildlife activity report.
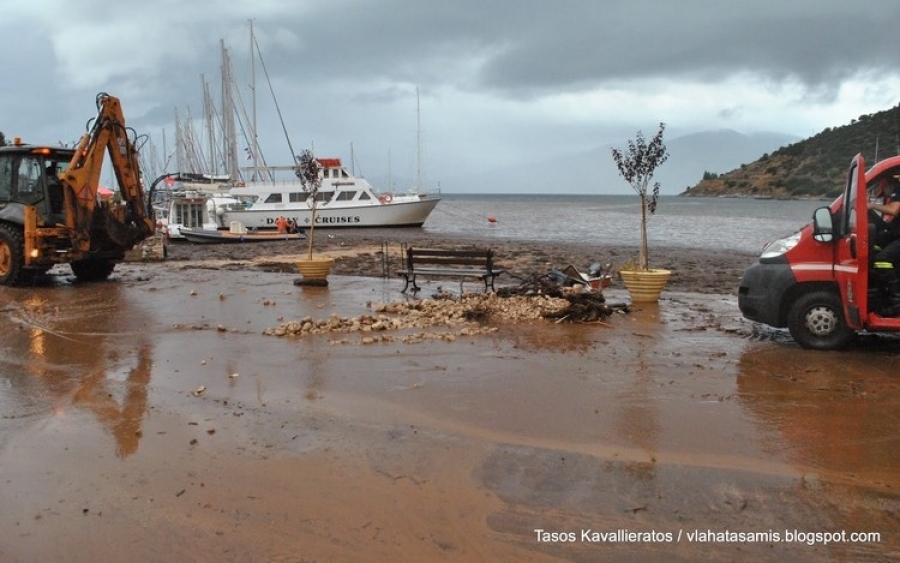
[70,258,116,282]
[0,223,27,286]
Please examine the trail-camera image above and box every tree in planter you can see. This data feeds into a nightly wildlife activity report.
[296,149,322,260]
[611,123,669,271]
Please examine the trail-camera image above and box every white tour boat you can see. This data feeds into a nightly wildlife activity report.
[218,158,440,230]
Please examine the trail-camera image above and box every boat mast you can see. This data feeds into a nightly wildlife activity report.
[202,74,216,175]
[221,40,240,182]
[249,19,260,181]
[416,86,422,191]
[174,109,184,173]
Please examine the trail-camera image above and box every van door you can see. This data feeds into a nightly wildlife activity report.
[833,154,868,328]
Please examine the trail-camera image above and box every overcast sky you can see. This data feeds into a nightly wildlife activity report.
[2,0,899,192]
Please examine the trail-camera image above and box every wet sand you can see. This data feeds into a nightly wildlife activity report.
[2,237,900,561]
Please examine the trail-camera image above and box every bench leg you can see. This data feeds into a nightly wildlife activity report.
[410,276,421,293]
[400,276,410,293]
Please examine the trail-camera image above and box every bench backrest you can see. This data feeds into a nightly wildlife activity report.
[406,248,494,270]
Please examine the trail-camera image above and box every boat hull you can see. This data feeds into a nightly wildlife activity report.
[220,197,440,230]
[180,228,307,244]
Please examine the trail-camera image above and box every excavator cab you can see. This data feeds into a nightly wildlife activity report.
[0,143,78,283]
[0,144,72,223]
[0,94,155,285]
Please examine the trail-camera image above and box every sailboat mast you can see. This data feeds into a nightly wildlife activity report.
[202,74,215,175]
[416,87,422,190]
[174,109,184,173]
[250,19,259,180]
[221,40,239,182]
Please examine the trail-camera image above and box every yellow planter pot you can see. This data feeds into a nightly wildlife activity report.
[618,268,671,303]
[296,256,334,280]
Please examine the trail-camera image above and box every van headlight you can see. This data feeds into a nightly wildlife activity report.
[760,232,801,259]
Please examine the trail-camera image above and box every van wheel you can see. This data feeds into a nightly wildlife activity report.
[0,224,26,286]
[787,291,854,350]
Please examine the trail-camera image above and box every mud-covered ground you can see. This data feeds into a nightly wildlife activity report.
[2,234,900,562]
[164,227,757,295]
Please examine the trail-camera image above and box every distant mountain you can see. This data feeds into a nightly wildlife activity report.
[434,130,800,195]
[684,104,900,199]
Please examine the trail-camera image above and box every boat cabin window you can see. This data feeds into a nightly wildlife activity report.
[314,191,333,202]
[264,193,283,204]
[319,168,349,179]
[335,191,357,201]
[289,192,309,203]
[174,202,205,227]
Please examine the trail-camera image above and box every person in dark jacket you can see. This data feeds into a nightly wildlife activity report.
[867,177,900,314]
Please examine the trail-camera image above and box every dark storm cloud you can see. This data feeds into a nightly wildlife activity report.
[8,0,898,120]
[238,0,900,98]
[3,0,899,189]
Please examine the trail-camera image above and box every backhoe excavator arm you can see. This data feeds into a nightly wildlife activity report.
[61,93,154,252]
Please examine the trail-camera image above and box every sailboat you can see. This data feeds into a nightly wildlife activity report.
[213,27,440,231]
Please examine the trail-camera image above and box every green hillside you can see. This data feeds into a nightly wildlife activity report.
[681,104,900,199]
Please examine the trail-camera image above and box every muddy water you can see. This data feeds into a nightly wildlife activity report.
[0,265,899,561]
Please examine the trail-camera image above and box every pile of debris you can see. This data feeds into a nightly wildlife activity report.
[497,273,628,323]
[265,273,627,342]
[265,292,568,338]
[125,232,167,262]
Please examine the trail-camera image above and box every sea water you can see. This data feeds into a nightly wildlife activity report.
[423,194,825,254]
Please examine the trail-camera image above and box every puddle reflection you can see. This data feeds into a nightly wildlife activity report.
[0,284,154,458]
[736,343,900,487]
[614,304,663,480]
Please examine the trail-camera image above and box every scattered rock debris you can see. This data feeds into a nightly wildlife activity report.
[265,278,628,343]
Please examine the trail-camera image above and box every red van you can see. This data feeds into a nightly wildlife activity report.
[738,154,900,349]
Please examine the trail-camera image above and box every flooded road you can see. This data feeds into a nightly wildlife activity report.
[1,264,899,561]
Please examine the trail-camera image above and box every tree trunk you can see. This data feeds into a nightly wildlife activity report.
[639,193,649,270]
[307,202,317,260]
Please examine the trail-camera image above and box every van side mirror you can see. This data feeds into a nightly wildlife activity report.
[812,207,834,242]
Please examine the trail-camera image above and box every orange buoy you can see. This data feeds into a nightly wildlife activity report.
[487,216,497,223]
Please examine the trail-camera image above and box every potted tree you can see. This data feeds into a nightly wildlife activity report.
[294,149,334,284]
[610,123,671,302]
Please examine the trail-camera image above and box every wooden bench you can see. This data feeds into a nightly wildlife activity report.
[397,247,505,293]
